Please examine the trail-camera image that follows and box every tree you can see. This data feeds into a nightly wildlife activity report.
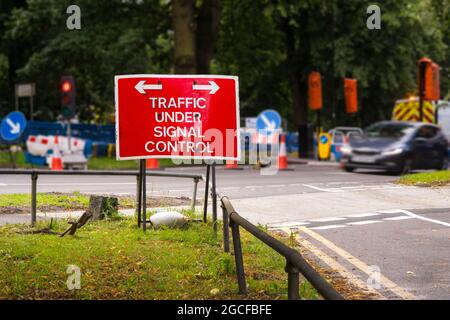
[3,0,171,122]
[172,0,221,74]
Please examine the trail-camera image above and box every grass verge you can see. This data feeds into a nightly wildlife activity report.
[397,170,450,187]
[0,192,195,214]
[0,217,318,299]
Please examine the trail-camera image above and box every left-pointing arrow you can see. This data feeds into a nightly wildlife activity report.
[135,80,163,94]
[6,118,20,134]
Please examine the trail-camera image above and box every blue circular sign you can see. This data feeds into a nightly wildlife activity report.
[256,109,281,132]
[320,135,329,144]
[1,111,27,141]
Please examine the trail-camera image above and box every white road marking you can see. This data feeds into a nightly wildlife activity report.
[376,209,404,214]
[302,183,403,193]
[310,224,347,230]
[398,209,450,228]
[268,221,310,228]
[383,216,415,221]
[0,183,8,186]
[310,217,347,222]
[346,213,380,218]
[346,220,383,226]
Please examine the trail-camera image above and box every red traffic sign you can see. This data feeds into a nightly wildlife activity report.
[115,75,240,161]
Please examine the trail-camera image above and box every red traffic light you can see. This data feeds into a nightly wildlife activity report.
[61,81,72,92]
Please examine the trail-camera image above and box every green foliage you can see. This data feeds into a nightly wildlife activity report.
[0,0,448,129]
[397,170,450,186]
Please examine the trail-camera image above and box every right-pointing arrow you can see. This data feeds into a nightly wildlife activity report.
[135,80,163,94]
[192,81,220,94]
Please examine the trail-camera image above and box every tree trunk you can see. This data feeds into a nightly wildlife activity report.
[195,0,221,74]
[284,13,310,158]
[172,0,196,74]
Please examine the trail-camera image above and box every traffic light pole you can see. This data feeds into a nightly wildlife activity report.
[419,61,425,122]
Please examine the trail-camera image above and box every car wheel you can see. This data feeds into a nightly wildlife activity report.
[400,158,413,175]
[438,156,449,171]
[344,166,354,172]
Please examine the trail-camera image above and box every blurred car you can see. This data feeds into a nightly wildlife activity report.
[328,127,363,162]
[340,121,449,174]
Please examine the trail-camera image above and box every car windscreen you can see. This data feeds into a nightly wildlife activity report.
[364,123,415,138]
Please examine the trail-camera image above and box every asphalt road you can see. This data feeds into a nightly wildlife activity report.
[277,208,450,299]
[0,163,398,199]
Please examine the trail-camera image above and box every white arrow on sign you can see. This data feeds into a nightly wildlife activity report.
[6,118,21,134]
[260,114,276,131]
[135,80,163,94]
[192,81,220,95]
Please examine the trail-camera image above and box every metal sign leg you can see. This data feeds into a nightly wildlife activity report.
[141,159,147,232]
[137,161,143,228]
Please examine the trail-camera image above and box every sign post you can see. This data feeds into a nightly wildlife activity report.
[15,83,35,120]
[115,74,240,231]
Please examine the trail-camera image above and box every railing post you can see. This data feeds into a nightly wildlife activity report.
[203,165,210,222]
[211,163,217,234]
[285,261,300,300]
[222,204,230,253]
[230,219,247,295]
[31,172,38,226]
[191,178,199,212]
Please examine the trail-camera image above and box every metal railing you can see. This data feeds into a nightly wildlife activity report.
[220,196,344,300]
[0,169,203,225]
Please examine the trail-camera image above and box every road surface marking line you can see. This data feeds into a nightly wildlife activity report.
[346,220,383,226]
[310,224,347,230]
[298,227,416,300]
[346,213,380,218]
[268,222,310,228]
[302,184,333,192]
[397,210,450,227]
[383,216,415,221]
[376,209,404,214]
[267,184,286,188]
[0,183,8,186]
[310,217,347,222]
[280,228,386,300]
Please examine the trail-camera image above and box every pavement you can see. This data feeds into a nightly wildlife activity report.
[0,162,449,299]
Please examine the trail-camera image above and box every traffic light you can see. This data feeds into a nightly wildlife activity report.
[418,58,440,101]
[308,71,323,110]
[60,76,76,119]
[344,78,358,113]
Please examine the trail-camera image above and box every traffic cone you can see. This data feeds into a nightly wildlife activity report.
[277,134,289,170]
[51,135,63,171]
[146,158,159,169]
[225,160,240,170]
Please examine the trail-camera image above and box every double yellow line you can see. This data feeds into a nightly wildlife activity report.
[280,227,416,300]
